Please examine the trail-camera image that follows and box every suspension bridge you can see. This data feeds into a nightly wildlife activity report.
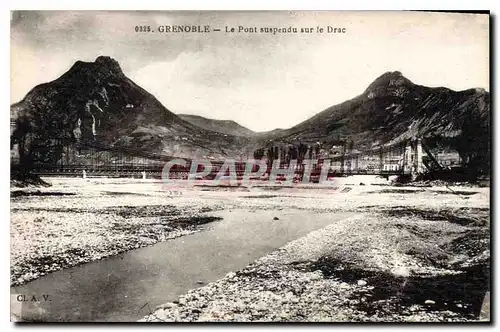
[10,124,459,180]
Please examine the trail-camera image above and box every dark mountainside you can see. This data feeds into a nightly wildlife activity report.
[178,114,255,137]
[11,56,252,164]
[254,71,490,174]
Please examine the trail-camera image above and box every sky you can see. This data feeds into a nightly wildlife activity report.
[11,11,489,131]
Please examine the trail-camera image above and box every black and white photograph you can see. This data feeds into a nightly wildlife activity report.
[9,10,490,323]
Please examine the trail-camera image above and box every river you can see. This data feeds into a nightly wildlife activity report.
[11,209,354,322]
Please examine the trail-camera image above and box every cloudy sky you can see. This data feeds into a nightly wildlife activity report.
[11,11,489,131]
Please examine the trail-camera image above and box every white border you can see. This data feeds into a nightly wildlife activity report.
[2,0,496,10]
[2,1,496,331]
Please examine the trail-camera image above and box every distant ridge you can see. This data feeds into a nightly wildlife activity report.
[178,114,255,137]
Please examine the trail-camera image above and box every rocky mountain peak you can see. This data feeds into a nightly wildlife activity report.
[94,56,123,73]
[365,71,414,93]
[62,56,125,85]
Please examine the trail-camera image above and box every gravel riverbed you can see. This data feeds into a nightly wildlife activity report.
[142,209,489,322]
[10,179,224,286]
[10,177,490,322]
[140,182,489,322]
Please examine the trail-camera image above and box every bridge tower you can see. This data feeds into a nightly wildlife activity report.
[415,138,426,174]
[404,137,426,179]
[340,143,346,173]
[403,141,410,174]
[378,146,384,173]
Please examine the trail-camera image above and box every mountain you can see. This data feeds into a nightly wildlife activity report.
[11,56,251,162]
[255,71,490,171]
[263,71,489,146]
[178,114,255,137]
